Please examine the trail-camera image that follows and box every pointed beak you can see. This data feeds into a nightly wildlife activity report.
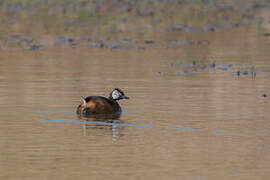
[122,95,129,99]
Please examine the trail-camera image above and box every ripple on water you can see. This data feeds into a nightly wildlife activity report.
[41,119,154,128]
[33,110,75,114]
[213,130,228,135]
[172,125,200,132]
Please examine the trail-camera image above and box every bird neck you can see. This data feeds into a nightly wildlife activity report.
[109,96,116,101]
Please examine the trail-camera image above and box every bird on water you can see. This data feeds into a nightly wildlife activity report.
[76,88,129,117]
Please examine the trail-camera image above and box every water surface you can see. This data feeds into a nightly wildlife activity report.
[0,27,270,180]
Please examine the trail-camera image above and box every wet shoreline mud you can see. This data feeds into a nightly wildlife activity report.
[0,0,269,51]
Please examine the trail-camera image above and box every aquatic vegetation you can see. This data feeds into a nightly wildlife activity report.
[0,0,268,38]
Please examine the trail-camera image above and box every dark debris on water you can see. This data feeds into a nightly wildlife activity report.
[0,21,244,51]
[167,59,269,81]
[0,31,213,51]
[28,44,44,51]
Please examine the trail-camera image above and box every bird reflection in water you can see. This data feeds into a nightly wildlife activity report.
[77,112,124,140]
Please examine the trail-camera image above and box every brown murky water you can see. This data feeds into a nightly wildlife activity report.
[1,27,270,180]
